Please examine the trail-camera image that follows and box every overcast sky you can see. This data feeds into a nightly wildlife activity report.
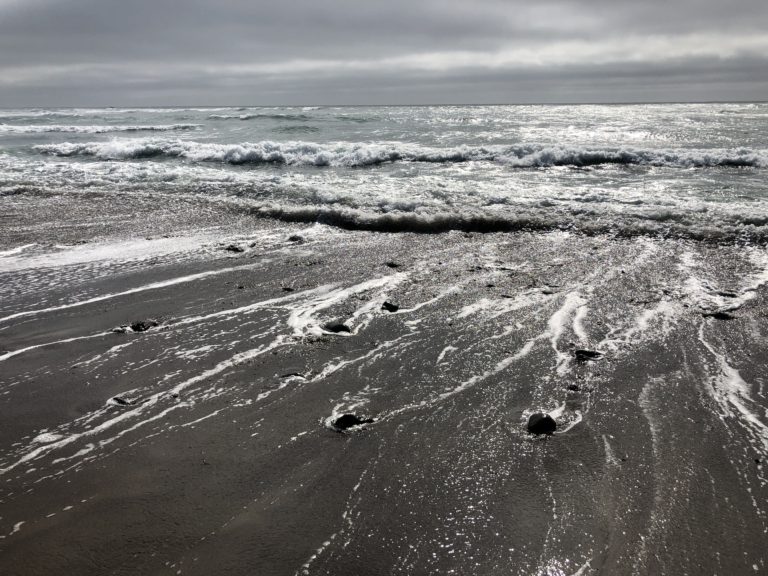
[1,0,766,106]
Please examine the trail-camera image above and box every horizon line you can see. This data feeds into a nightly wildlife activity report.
[0,99,766,110]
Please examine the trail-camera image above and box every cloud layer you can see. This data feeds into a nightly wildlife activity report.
[1,0,766,105]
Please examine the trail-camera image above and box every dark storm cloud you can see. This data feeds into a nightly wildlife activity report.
[0,0,766,105]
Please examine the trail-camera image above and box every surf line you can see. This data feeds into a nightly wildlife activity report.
[0,263,262,325]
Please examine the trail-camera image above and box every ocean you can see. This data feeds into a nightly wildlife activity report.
[1,104,768,576]
[2,103,767,241]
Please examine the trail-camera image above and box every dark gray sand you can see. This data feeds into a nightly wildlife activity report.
[2,198,768,575]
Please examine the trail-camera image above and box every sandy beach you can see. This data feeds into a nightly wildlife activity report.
[2,187,767,575]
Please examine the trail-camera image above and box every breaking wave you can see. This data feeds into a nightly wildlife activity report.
[207,113,312,121]
[1,124,200,134]
[242,202,768,242]
[33,139,768,168]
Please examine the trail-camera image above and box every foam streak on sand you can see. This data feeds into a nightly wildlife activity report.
[0,273,407,474]
[549,292,586,375]
[0,243,37,257]
[0,264,261,324]
[600,300,678,352]
[286,273,408,336]
[698,322,768,454]
[431,291,584,404]
[5,103,768,576]
[0,332,108,362]
[0,335,285,475]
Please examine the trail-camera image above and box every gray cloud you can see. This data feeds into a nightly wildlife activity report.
[1,0,766,105]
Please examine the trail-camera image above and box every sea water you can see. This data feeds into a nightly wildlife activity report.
[1,103,766,241]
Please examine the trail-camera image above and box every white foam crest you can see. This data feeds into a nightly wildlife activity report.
[33,139,768,168]
[0,124,200,133]
[208,113,312,121]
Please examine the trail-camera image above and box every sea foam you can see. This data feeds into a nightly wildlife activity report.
[33,139,768,168]
[0,124,200,134]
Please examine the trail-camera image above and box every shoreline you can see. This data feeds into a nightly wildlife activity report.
[2,213,767,575]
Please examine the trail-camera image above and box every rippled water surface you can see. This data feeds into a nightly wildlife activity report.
[2,103,767,240]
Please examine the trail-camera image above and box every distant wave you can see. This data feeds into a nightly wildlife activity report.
[208,113,312,121]
[0,107,244,120]
[272,125,320,134]
[1,124,200,134]
[34,139,768,169]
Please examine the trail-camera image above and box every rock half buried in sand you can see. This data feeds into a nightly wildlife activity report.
[381,301,399,313]
[574,349,602,362]
[332,413,374,431]
[323,321,351,334]
[702,310,736,320]
[224,244,244,253]
[527,413,557,435]
[109,395,136,407]
[130,319,159,333]
[287,234,305,243]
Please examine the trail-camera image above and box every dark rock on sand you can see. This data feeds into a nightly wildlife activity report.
[282,286,295,292]
[384,261,400,268]
[381,301,399,313]
[224,244,244,253]
[324,322,351,334]
[703,310,736,320]
[527,413,557,435]
[109,395,136,407]
[280,371,306,379]
[287,235,305,243]
[567,383,581,392]
[332,413,374,431]
[574,349,603,362]
[716,290,738,298]
[130,319,159,333]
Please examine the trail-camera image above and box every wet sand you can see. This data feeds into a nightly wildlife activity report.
[1,200,768,575]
